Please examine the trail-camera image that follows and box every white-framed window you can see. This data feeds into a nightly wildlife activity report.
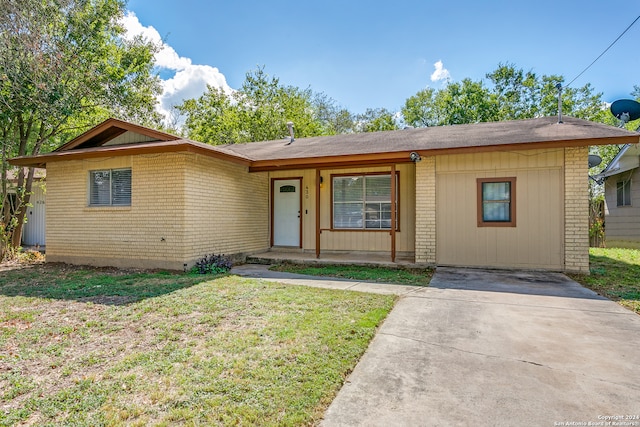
[617,179,631,207]
[332,173,399,230]
[89,168,131,206]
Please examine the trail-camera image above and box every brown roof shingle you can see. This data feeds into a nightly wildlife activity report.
[9,116,639,170]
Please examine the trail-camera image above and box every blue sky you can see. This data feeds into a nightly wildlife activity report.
[124,0,640,122]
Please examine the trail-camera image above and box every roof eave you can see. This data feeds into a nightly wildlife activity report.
[247,136,640,172]
[9,141,252,168]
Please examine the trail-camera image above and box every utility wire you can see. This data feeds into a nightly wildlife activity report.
[565,14,640,88]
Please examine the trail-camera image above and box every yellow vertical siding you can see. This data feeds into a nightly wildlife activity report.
[435,149,565,270]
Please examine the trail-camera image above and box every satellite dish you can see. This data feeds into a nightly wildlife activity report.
[610,99,640,126]
[588,154,602,168]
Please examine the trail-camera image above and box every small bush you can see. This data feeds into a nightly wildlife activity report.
[17,249,45,264]
[190,254,233,275]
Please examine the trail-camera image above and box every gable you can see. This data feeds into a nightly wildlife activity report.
[54,118,179,152]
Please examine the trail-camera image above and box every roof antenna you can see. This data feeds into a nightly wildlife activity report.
[285,122,295,145]
[556,83,563,124]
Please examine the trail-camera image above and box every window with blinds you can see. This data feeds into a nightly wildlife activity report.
[333,173,398,230]
[89,168,131,206]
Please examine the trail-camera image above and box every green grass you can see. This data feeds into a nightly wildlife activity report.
[269,263,433,287]
[568,247,640,314]
[0,264,395,426]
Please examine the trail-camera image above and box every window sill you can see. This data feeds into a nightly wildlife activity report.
[84,206,132,212]
[325,228,401,233]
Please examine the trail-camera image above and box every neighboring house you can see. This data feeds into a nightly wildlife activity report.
[6,168,46,248]
[10,117,639,273]
[595,143,640,248]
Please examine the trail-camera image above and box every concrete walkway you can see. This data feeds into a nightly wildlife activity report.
[232,265,640,426]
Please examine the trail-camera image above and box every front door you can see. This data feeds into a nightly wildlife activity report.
[273,179,301,247]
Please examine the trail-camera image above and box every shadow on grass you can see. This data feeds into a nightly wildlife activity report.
[0,263,207,305]
[577,254,640,303]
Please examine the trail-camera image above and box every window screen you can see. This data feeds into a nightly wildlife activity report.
[477,177,516,227]
[333,174,397,230]
[89,168,131,206]
[617,180,631,207]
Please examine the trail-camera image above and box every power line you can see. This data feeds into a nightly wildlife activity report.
[566,14,640,88]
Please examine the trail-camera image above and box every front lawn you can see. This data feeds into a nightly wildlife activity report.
[569,247,640,314]
[269,263,433,287]
[0,264,395,426]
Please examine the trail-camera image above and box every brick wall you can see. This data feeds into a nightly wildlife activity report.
[564,146,590,273]
[45,152,269,270]
[414,156,436,264]
[183,153,269,264]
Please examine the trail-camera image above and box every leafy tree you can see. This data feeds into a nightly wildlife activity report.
[355,108,399,132]
[486,63,539,120]
[178,67,328,144]
[311,92,355,135]
[402,63,607,127]
[0,0,161,256]
[403,78,497,127]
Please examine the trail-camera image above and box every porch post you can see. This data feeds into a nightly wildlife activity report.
[390,164,396,262]
[315,168,321,258]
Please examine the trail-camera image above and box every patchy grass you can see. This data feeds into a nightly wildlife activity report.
[568,247,640,314]
[0,264,395,426]
[269,263,433,287]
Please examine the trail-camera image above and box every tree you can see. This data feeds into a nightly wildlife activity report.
[0,0,161,257]
[402,63,606,127]
[402,78,497,127]
[355,108,399,132]
[178,67,329,144]
[310,92,355,135]
[486,63,539,120]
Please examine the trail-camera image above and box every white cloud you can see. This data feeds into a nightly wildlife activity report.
[120,11,233,124]
[430,60,451,83]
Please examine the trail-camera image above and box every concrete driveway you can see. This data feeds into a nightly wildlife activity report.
[321,267,640,426]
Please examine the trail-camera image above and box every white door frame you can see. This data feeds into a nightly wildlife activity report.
[271,177,302,247]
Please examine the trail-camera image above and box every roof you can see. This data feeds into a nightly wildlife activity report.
[594,143,640,179]
[55,118,179,151]
[10,116,640,171]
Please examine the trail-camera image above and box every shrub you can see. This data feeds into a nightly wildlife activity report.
[191,254,233,275]
[18,249,46,264]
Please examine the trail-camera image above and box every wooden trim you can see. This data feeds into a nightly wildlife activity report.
[10,140,252,168]
[477,177,517,227]
[390,164,396,262]
[316,169,321,258]
[56,118,179,152]
[329,171,400,232]
[250,155,414,172]
[271,177,303,248]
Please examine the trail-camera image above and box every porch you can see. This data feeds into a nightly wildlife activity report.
[245,250,421,269]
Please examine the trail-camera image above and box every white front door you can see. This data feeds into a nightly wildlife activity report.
[273,179,301,247]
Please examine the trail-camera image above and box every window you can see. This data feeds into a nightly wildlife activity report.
[89,168,131,206]
[617,180,631,207]
[477,177,516,227]
[332,173,398,230]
